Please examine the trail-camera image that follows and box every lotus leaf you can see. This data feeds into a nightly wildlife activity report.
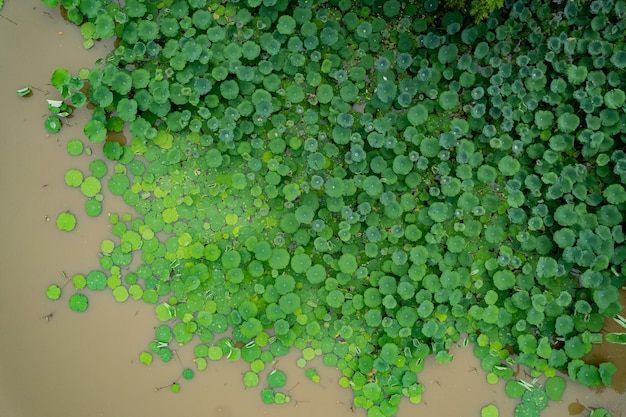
[56,212,77,232]
[69,293,88,312]
[557,113,580,133]
[44,116,62,134]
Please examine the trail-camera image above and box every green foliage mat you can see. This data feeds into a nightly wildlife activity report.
[42,0,626,414]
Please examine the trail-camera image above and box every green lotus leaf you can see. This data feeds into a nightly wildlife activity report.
[64,168,84,187]
[222,250,242,270]
[603,184,626,204]
[534,110,554,130]
[220,80,239,101]
[64,139,83,157]
[117,98,137,122]
[46,284,61,300]
[325,290,344,309]
[56,212,77,232]
[493,270,515,290]
[139,351,152,365]
[276,14,296,35]
[557,113,580,133]
[505,380,525,399]
[481,404,499,417]
[427,202,451,223]
[306,264,326,284]
[69,293,88,312]
[182,368,194,381]
[565,336,589,359]
[275,275,295,296]
[354,21,372,39]
[396,306,418,328]
[243,371,259,387]
[278,293,300,315]
[44,116,62,134]
[87,160,107,179]
[290,253,312,274]
[603,89,625,109]
[50,67,71,91]
[324,177,345,198]
[439,90,459,111]
[112,285,129,302]
[543,376,566,402]
[575,364,601,387]
[223,42,242,61]
[85,199,102,217]
[376,79,397,103]
[593,286,619,311]
[438,44,458,64]
[84,119,107,143]
[567,65,588,84]
[70,91,87,108]
[335,253,356,274]
[269,248,289,270]
[80,176,101,198]
[86,270,106,291]
[108,173,130,195]
[610,48,626,68]
[597,205,623,227]
[317,84,334,104]
[536,257,558,279]
[192,9,211,30]
[597,362,616,387]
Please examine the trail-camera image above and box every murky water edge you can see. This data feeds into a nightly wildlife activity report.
[0,3,624,417]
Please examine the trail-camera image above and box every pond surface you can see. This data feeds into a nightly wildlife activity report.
[0,2,624,416]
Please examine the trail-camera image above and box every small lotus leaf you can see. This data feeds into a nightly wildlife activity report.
[267,370,286,388]
[46,284,61,300]
[56,212,77,232]
[69,293,88,312]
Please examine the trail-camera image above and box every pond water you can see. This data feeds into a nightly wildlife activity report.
[0,3,624,417]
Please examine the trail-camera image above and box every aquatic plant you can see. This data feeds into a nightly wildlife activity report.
[41,0,625,415]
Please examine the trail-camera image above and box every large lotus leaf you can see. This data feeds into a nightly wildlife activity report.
[407,104,428,126]
[567,65,588,84]
[493,270,515,290]
[603,184,626,204]
[534,110,554,130]
[439,90,459,111]
[84,119,107,143]
[604,89,625,109]
[376,80,397,103]
[557,113,580,133]
[56,212,77,232]
[438,44,458,64]
[69,293,88,312]
[575,364,601,387]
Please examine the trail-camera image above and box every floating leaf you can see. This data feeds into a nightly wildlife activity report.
[545,376,566,401]
[66,139,83,156]
[56,212,77,232]
[44,116,62,134]
[267,370,286,388]
[46,284,61,300]
[481,404,499,417]
[139,351,152,365]
[84,119,107,143]
[108,173,130,195]
[69,293,88,312]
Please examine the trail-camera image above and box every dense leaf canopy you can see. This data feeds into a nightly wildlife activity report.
[43,0,626,414]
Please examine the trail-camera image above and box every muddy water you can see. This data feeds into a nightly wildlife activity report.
[0,2,624,417]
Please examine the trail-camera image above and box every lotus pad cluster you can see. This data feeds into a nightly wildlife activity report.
[43,0,625,414]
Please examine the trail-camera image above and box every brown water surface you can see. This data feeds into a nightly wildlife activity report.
[0,3,624,417]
